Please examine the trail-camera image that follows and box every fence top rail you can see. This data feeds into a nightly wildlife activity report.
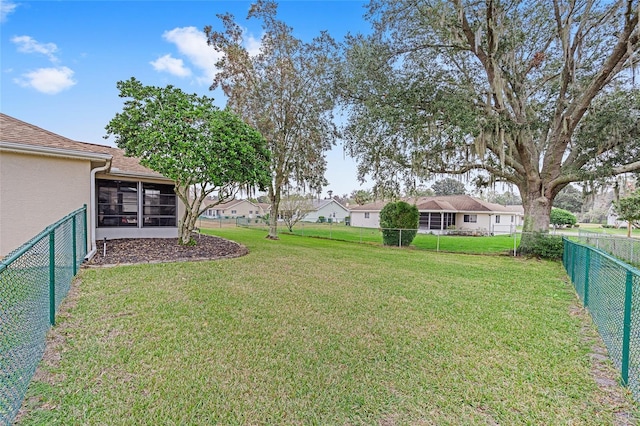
[578,229,640,240]
[563,237,640,275]
[0,205,86,273]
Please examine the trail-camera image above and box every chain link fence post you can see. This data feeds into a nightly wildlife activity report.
[622,270,633,386]
[49,229,56,326]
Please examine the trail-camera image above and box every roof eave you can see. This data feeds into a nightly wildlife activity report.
[105,168,172,182]
[0,140,112,162]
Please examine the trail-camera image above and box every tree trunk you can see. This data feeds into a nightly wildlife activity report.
[518,186,554,254]
[267,185,281,240]
[521,193,552,234]
[178,204,198,245]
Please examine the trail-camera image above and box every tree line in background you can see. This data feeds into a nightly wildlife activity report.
[107,0,639,249]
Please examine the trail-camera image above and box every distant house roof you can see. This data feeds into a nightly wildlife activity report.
[312,198,349,210]
[348,200,389,211]
[257,202,271,212]
[211,199,260,210]
[0,113,166,179]
[350,195,522,214]
[506,205,524,214]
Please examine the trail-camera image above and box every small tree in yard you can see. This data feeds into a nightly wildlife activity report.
[550,208,577,228]
[613,191,640,237]
[280,194,314,232]
[105,77,271,245]
[379,201,419,247]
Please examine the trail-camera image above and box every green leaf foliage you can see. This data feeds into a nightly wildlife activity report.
[379,201,419,246]
[431,178,466,196]
[337,0,640,235]
[105,78,270,190]
[550,208,577,227]
[613,190,640,224]
[518,233,564,260]
[105,77,271,243]
[205,0,340,238]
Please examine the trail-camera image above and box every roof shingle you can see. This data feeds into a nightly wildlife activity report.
[0,113,164,177]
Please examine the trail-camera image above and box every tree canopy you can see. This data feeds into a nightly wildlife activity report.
[553,184,583,213]
[337,0,640,245]
[205,0,340,239]
[105,77,271,244]
[613,190,640,237]
[431,178,467,196]
[550,208,577,228]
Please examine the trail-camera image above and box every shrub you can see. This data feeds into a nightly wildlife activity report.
[380,201,419,247]
[550,208,577,227]
[518,232,564,259]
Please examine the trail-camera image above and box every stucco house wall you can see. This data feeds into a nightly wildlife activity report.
[349,196,521,235]
[202,199,263,218]
[0,151,92,256]
[304,200,350,223]
[350,210,381,228]
[1,113,185,258]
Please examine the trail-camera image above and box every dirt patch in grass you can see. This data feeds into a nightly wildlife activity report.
[87,234,247,266]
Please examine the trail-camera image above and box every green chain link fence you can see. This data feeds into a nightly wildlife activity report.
[0,206,87,424]
[575,230,640,267]
[563,237,639,402]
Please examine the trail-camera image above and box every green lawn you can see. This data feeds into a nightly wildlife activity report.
[250,222,521,254]
[18,228,636,425]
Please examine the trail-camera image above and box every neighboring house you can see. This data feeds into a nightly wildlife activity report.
[303,199,350,223]
[350,195,522,235]
[201,199,264,219]
[505,204,525,227]
[256,203,271,216]
[0,113,185,258]
[607,204,630,228]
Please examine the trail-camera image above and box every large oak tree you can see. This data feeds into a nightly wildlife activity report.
[338,0,640,241]
[205,0,340,239]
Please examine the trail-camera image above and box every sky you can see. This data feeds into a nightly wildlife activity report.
[0,0,373,197]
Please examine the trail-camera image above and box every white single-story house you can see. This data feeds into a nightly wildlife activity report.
[303,199,350,223]
[201,199,265,219]
[0,113,185,258]
[505,204,525,227]
[349,195,523,235]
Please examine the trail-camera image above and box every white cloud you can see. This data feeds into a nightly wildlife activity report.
[158,26,263,85]
[161,26,219,84]
[11,35,59,62]
[1,1,18,23]
[244,33,262,57]
[14,66,76,94]
[150,54,192,77]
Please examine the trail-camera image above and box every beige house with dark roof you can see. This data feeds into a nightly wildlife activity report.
[201,199,265,218]
[349,195,523,235]
[0,113,184,257]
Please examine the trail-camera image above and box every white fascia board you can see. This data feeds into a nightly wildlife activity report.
[0,141,112,162]
[106,168,173,182]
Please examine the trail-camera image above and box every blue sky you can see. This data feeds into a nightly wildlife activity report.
[1,0,372,197]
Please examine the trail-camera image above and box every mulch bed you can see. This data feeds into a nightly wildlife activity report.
[86,234,248,266]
